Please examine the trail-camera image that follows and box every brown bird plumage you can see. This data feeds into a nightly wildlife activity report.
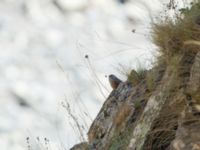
[109,74,122,89]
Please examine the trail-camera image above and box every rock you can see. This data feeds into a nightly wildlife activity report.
[70,142,88,150]
[87,82,134,149]
[128,67,178,150]
[187,51,200,100]
[170,111,200,150]
[195,15,200,25]
[169,51,200,150]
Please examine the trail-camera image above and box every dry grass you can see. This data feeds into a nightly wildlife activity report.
[152,0,200,64]
[61,100,86,142]
[116,63,133,77]
[113,103,132,127]
[26,136,60,150]
[127,68,147,86]
[143,92,185,150]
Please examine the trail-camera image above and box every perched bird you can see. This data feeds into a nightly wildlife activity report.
[109,74,122,89]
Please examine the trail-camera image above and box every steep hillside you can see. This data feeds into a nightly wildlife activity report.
[70,1,200,150]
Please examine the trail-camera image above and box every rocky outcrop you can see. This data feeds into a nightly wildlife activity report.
[88,82,134,149]
[71,50,200,150]
[170,51,200,150]
[70,142,89,150]
[170,113,200,150]
[70,49,200,150]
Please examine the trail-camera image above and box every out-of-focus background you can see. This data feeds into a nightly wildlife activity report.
[0,0,187,149]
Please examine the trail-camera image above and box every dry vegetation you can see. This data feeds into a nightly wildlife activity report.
[152,0,200,64]
[113,103,132,127]
[127,0,200,90]
[142,1,200,149]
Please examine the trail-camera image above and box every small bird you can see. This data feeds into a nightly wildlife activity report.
[109,74,122,89]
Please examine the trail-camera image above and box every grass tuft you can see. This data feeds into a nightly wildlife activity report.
[151,0,200,63]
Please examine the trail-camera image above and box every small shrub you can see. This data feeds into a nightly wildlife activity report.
[134,99,142,109]
[128,68,147,86]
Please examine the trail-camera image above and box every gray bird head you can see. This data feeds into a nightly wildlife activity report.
[109,74,122,83]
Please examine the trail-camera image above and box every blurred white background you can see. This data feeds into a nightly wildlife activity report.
[0,0,188,149]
